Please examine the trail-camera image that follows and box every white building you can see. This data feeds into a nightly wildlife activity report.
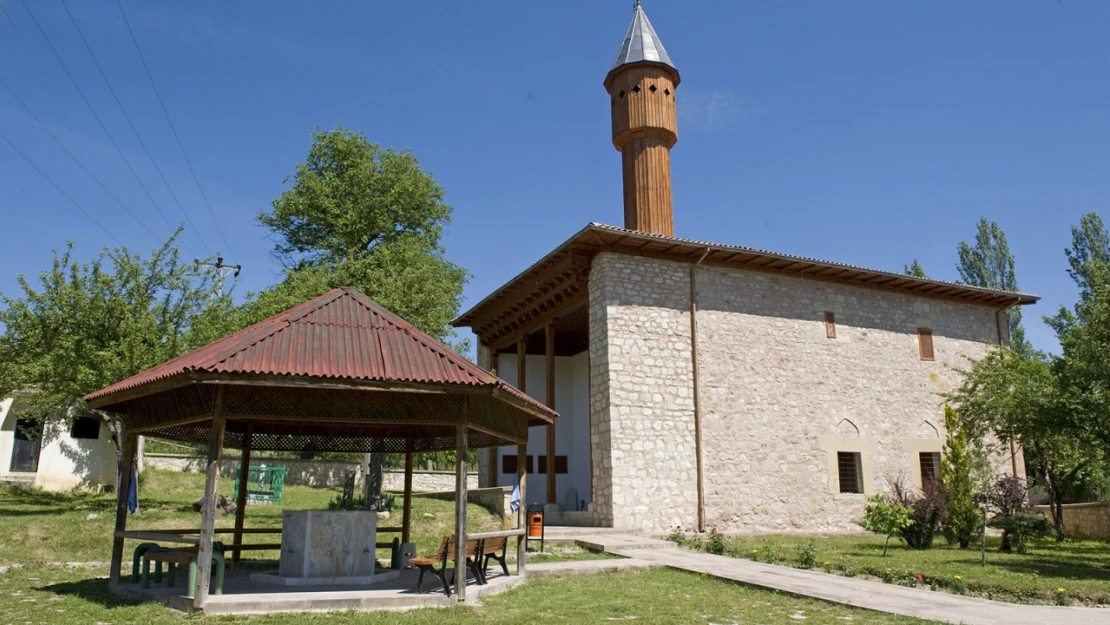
[0,395,118,491]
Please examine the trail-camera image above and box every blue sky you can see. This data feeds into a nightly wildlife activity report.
[0,1,1107,355]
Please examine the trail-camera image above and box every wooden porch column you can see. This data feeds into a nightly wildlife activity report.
[454,399,470,602]
[109,430,138,584]
[516,339,528,576]
[232,422,253,563]
[487,351,499,488]
[545,323,556,505]
[402,436,414,544]
[194,389,226,608]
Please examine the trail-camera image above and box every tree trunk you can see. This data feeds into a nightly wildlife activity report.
[363,452,385,510]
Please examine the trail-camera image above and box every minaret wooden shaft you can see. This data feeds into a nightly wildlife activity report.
[607,63,679,237]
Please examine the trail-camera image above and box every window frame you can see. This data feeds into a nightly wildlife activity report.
[825,311,837,339]
[918,328,935,361]
[837,451,864,494]
[919,451,942,487]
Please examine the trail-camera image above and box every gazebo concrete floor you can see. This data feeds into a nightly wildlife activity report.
[109,567,523,615]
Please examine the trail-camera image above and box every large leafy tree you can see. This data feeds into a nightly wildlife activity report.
[957,218,1027,352]
[947,347,1100,541]
[1064,212,1110,298]
[250,127,468,347]
[0,232,236,460]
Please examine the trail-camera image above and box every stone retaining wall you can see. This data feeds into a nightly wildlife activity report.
[1036,503,1110,541]
[144,453,478,492]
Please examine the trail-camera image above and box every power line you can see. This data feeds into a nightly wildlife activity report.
[115,0,236,260]
[0,127,122,245]
[59,0,213,257]
[0,2,13,29]
[0,76,162,242]
[18,0,176,232]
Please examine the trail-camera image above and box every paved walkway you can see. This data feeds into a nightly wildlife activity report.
[557,532,1110,625]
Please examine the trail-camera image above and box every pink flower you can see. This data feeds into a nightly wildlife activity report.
[914,574,923,582]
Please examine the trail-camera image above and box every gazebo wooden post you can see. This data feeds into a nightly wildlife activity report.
[454,398,470,602]
[232,422,254,563]
[516,339,528,576]
[402,436,414,545]
[194,389,227,609]
[487,351,499,488]
[108,430,138,585]
[545,323,556,504]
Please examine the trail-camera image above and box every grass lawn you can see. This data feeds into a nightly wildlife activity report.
[0,564,935,624]
[0,469,597,567]
[680,533,1110,606]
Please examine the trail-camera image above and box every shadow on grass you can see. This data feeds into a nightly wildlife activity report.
[990,555,1110,583]
[39,577,144,609]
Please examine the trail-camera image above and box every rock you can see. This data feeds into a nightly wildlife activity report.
[423,513,435,519]
[85,513,100,521]
[191,495,237,516]
[377,511,390,520]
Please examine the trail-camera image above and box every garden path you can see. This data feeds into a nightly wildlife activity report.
[556,531,1110,625]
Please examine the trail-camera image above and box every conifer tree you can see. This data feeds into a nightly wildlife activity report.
[941,404,983,548]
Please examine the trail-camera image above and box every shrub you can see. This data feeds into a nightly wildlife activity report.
[665,525,687,546]
[795,541,818,568]
[951,575,969,595]
[1056,588,1072,607]
[988,512,1051,554]
[706,528,727,555]
[891,478,948,550]
[859,494,913,556]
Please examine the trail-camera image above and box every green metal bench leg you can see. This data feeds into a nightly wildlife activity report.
[141,558,152,589]
[167,562,176,588]
[131,543,160,583]
[154,560,163,584]
[187,559,198,598]
[212,551,225,595]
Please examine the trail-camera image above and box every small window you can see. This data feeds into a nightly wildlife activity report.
[501,455,534,474]
[825,311,837,339]
[837,452,863,494]
[919,452,941,487]
[918,328,935,361]
[70,417,100,440]
[537,455,569,474]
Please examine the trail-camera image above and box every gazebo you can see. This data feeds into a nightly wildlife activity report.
[85,287,555,611]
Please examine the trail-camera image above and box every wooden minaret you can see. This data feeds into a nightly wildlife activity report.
[605,1,680,237]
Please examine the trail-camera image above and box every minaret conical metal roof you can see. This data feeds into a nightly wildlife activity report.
[610,2,677,74]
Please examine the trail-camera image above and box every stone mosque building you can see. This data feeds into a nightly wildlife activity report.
[454,3,1037,534]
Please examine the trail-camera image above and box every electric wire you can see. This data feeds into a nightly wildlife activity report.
[0,127,123,245]
[0,2,13,29]
[115,0,236,260]
[60,0,213,257]
[0,76,162,242]
[19,0,178,235]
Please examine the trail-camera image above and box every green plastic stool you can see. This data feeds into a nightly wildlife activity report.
[131,542,161,583]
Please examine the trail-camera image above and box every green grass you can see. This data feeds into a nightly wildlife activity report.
[0,469,505,566]
[681,533,1110,606]
[0,564,934,624]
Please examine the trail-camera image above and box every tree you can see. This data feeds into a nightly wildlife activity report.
[940,404,983,548]
[0,232,236,475]
[1055,261,1110,461]
[1064,212,1110,298]
[957,218,1027,352]
[860,494,914,556]
[904,260,928,278]
[946,347,1099,541]
[249,128,469,347]
[251,127,471,496]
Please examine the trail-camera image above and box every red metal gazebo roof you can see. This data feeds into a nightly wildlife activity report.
[86,287,552,419]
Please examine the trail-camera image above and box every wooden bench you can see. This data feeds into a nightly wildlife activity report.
[409,536,484,596]
[142,546,225,597]
[480,536,509,579]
